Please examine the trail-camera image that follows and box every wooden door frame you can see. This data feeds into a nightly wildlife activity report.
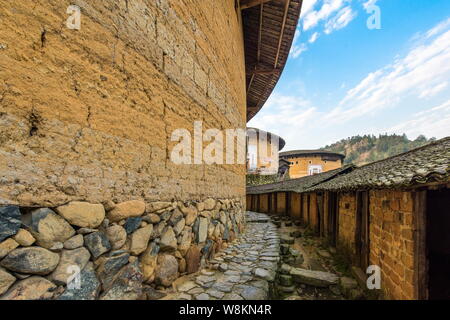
[317,192,324,236]
[285,192,290,216]
[355,191,370,270]
[327,191,339,246]
[414,190,428,300]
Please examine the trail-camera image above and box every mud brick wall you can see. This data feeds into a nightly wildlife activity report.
[0,0,246,207]
[369,190,415,300]
[337,192,357,258]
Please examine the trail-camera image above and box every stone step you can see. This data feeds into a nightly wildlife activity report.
[290,267,338,288]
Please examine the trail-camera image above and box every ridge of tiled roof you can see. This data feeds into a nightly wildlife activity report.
[279,150,345,159]
[246,164,355,195]
[307,137,450,192]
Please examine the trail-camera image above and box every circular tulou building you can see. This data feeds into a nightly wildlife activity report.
[247,127,286,175]
[279,150,346,179]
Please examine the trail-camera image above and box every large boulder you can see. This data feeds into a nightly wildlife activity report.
[140,242,160,283]
[0,268,16,296]
[155,254,178,287]
[63,234,84,249]
[174,218,186,236]
[107,200,146,222]
[0,238,19,259]
[130,225,153,255]
[1,247,60,275]
[0,206,22,241]
[24,208,75,249]
[185,245,201,274]
[49,247,91,285]
[124,217,143,234]
[194,217,208,243]
[100,262,144,300]
[84,231,111,259]
[0,276,56,300]
[56,201,105,228]
[183,206,198,226]
[0,206,22,242]
[178,230,192,256]
[146,202,172,213]
[13,229,35,247]
[290,268,338,287]
[57,263,100,300]
[106,225,127,250]
[160,227,177,251]
[204,199,216,211]
[96,252,130,288]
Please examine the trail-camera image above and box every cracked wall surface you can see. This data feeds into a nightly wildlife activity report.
[0,0,247,207]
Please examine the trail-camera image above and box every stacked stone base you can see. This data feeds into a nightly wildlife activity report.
[0,198,244,300]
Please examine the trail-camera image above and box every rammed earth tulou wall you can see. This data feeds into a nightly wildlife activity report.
[0,0,247,300]
[0,0,246,207]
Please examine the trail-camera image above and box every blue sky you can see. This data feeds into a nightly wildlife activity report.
[248,0,450,150]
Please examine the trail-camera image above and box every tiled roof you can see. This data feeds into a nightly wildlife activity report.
[246,165,355,195]
[243,0,303,121]
[279,150,345,159]
[308,137,450,192]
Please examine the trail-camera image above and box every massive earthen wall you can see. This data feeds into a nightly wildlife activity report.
[0,0,248,300]
[0,0,246,207]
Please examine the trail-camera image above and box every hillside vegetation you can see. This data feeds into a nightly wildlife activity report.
[322,134,436,166]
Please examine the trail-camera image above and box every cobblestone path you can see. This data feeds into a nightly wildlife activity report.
[166,212,280,300]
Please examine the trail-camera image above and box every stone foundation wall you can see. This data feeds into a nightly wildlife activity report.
[0,0,246,207]
[0,197,244,299]
[369,190,415,300]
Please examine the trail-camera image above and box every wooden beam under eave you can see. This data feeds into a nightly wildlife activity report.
[248,68,281,75]
[241,0,274,10]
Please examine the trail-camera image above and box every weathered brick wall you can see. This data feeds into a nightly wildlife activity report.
[337,192,357,257]
[369,190,415,300]
[0,0,246,207]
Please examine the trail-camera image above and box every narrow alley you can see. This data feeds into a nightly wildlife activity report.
[163,211,367,300]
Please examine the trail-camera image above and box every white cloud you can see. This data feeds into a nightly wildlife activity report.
[290,29,308,58]
[362,0,378,10]
[385,99,450,139]
[325,18,450,123]
[418,81,448,99]
[309,32,320,43]
[324,6,357,34]
[303,0,347,31]
[251,18,450,149]
[301,0,319,18]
